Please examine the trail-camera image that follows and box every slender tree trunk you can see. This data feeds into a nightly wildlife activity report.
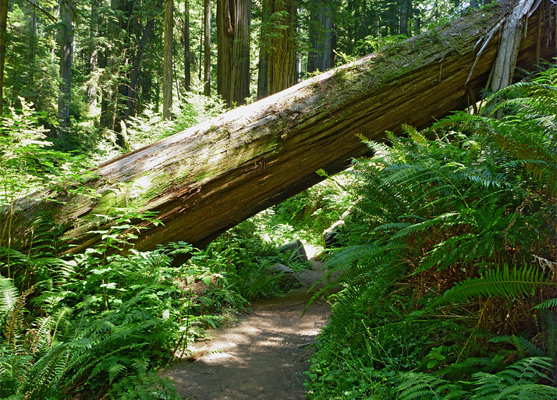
[203,0,211,96]
[217,0,251,107]
[257,0,270,99]
[57,0,74,134]
[126,18,155,119]
[308,0,333,74]
[163,0,174,120]
[87,0,98,106]
[266,0,297,95]
[198,27,202,82]
[100,0,122,130]
[27,0,37,93]
[400,0,410,36]
[183,0,191,92]
[0,0,8,114]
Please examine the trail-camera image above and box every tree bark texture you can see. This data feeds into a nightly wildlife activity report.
[2,1,555,254]
[266,0,297,95]
[217,0,251,107]
[203,0,211,96]
[308,0,334,74]
[0,0,7,114]
[163,0,173,120]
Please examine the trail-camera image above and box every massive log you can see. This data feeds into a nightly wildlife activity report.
[2,0,556,254]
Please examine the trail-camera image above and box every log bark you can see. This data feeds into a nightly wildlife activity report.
[2,0,555,254]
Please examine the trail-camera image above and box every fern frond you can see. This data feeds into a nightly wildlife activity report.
[495,383,557,400]
[397,372,465,400]
[0,276,18,314]
[469,356,555,400]
[437,265,551,305]
[533,297,557,310]
[489,335,545,358]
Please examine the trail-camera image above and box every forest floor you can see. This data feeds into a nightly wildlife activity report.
[161,259,333,400]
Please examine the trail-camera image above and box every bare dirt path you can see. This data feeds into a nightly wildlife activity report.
[162,261,331,400]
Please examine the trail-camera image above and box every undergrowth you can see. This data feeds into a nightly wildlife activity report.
[0,206,318,399]
[305,67,557,399]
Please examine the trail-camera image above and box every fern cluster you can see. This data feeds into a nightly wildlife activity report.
[306,67,557,399]
[0,202,313,398]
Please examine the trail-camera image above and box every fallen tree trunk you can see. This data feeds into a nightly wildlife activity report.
[3,0,556,254]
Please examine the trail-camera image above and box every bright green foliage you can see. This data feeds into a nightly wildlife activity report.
[398,357,557,400]
[0,229,191,398]
[0,203,315,398]
[437,264,551,305]
[305,67,557,399]
[0,101,54,207]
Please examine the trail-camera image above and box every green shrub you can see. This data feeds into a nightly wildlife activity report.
[306,67,557,399]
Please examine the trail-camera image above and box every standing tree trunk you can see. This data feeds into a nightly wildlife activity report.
[257,0,270,99]
[308,0,333,74]
[266,0,297,95]
[126,18,155,119]
[217,0,251,107]
[86,0,99,107]
[183,0,191,92]
[57,0,74,134]
[0,0,7,115]
[203,0,211,96]
[400,0,411,36]
[163,0,173,120]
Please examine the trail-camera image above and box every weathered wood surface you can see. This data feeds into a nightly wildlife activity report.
[3,0,556,253]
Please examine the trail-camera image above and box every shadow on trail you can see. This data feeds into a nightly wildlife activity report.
[162,262,332,400]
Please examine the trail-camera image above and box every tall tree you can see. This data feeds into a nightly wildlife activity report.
[183,0,191,92]
[163,0,173,119]
[125,17,156,119]
[258,0,297,97]
[57,0,74,133]
[257,0,270,99]
[0,0,7,114]
[203,0,211,96]
[217,0,251,107]
[86,0,99,106]
[400,0,411,35]
[307,0,334,74]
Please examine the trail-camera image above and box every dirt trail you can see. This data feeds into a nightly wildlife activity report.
[162,261,331,400]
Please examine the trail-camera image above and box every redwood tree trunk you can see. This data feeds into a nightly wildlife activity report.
[266,0,297,95]
[203,0,211,96]
[2,1,554,254]
[308,0,334,74]
[257,0,270,99]
[217,0,251,107]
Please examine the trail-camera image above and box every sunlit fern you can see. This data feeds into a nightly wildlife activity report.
[397,357,557,400]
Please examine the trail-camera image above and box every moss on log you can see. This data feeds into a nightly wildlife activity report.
[2,0,556,254]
